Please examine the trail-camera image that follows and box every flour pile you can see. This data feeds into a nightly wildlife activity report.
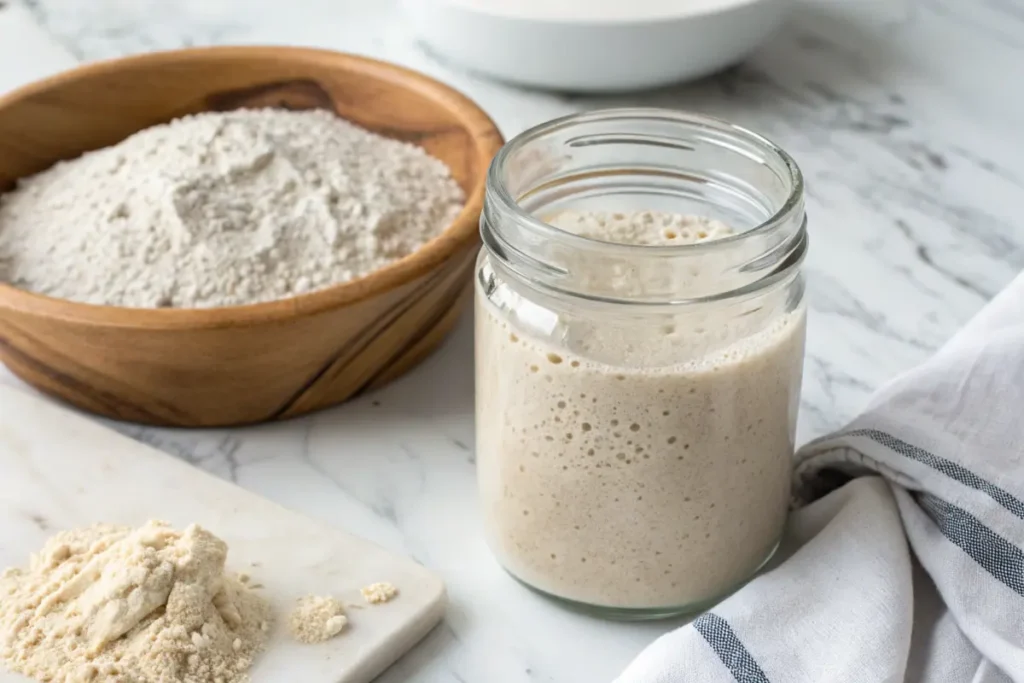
[0,108,465,308]
[0,521,271,683]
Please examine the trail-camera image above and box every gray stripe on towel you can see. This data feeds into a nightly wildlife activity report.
[848,429,1024,520]
[693,613,771,683]
[918,493,1024,597]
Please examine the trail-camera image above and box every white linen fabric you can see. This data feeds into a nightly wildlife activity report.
[617,272,1024,683]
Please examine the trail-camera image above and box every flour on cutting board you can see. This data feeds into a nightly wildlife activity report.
[289,595,348,644]
[361,582,399,605]
[0,521,271,683]
[0,384,447,683]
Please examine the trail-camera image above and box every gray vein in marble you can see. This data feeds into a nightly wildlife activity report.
[18,0,83,58]
[19,509,51,531]
[809,272,932,351]
[893,218,992,300]
[106,424,247,483]
[886,262,944,301]
[951,145,1021,186]
[808,356,875,406]
[921,0,1024,49]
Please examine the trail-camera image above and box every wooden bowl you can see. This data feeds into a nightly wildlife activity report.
[0,47,503,427]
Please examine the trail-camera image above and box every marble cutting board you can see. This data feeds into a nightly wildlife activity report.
[0,384,446,683]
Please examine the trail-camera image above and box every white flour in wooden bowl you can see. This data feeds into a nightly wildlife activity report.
[0,108,465,309]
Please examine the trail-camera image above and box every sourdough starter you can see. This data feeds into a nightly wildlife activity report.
[476,211,806,610]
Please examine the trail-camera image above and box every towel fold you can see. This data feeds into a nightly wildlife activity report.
[617,271,1024,683]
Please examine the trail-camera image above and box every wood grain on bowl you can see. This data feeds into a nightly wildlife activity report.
[0,46,503,426]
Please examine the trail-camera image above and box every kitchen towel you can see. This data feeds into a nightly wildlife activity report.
[617,271,1024,683]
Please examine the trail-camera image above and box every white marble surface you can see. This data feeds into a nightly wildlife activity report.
[1,0,1023,680]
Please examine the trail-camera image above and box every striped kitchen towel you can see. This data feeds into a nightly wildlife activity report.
[616,271,1024,683]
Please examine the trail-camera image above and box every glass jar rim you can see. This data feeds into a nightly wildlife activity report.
[486,107,805,255]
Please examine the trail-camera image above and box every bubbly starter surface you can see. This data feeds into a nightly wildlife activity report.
[475,211,806,609]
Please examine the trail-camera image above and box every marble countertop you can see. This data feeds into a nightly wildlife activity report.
[1,0,1023,680]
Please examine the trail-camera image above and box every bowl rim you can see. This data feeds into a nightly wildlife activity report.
[418,0,775,26]
[0,45,504,330]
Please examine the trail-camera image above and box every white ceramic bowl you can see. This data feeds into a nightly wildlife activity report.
[403,0,790,92]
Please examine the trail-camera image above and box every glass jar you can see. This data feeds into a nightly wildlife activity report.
[474,109,807,619]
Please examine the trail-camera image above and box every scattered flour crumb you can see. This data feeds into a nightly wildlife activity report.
[361,582,399,605]
[288,596,348,644]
